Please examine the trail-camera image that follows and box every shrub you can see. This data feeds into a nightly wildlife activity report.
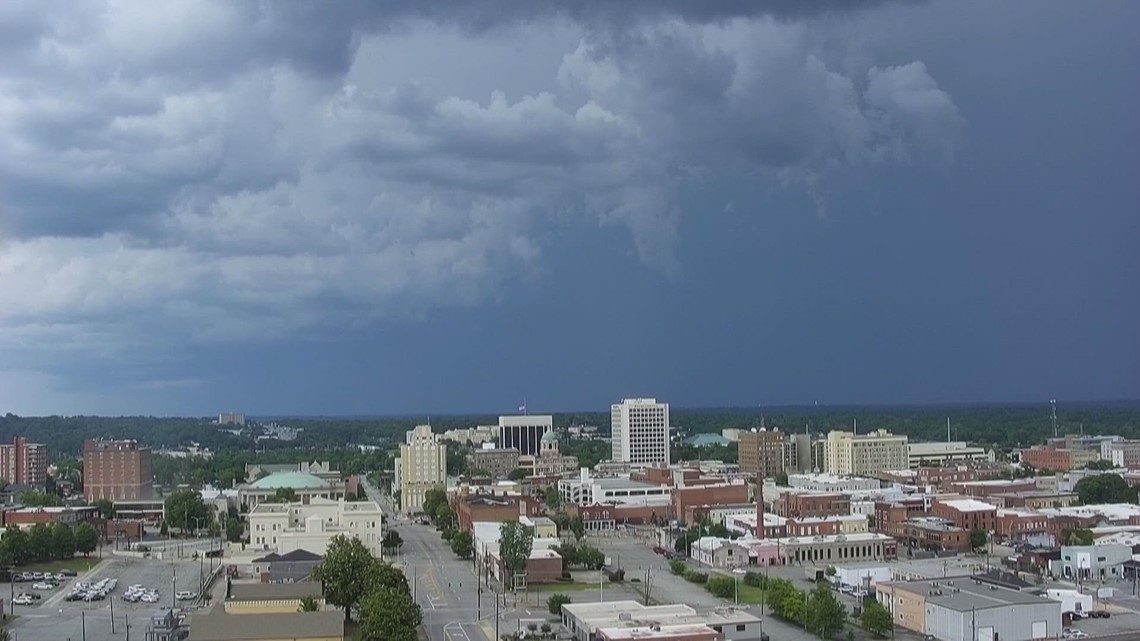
[683,569,708,584]
[706,576,736,599]
[743,571,765,588]
[669,559,687,575]
[547,593,572,616]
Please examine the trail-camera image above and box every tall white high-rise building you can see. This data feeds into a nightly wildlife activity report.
[396,424,447,515]
[611,398,671,465]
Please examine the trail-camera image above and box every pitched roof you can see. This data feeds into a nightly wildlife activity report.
[278,549,323,562]
[227,582,323,602]
[187,607,343,641]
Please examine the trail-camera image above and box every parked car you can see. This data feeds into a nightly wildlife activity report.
[175,591,197,601]
[12,595,34,606]
[31,581,56,590]
[59,568,78,577]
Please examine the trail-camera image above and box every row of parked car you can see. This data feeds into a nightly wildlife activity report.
[10,569,78,582]
[66,577,118,602]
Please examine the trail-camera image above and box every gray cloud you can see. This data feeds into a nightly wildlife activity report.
[0,0,958,355]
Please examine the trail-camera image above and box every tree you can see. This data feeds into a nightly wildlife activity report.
[669,560,687,575]
[566,516,585,540]
[1086,459,1116,471]
[95,498,115,519]
[1063,528,1095,546]
[806,582,847,639]
[160,520,169,537]
[706,576,736,599]
[1075,473,1137,505]
[51,522,76,560]
[164,490,212,535]
[19,491,62,507]
[969,529,988,552]
[450,530,474,559]
[0,525,29,566]
[358,586,422,641]
[543,485,562,509]
[267,488,297,503]
[775,471,789,486]
[28,523,52,562]
[365,559,410,595]
[547,593,572,616]
[382,530,403,553]
[861,599,893,638]
[225,517,244,543]
[507,468,528,482]
[298,595,320,612]
[74,522,98,557]
[825,565,837,577]
[499,521,533,588]
[434,502,455,533]
[422,488,447,517]
[314,535,379,621]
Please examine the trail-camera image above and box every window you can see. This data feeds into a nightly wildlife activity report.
[736,625,746,632]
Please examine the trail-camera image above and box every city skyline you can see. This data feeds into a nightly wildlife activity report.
[0,1,1136,416]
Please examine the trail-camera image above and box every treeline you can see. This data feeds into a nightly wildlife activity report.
[5,403,1139,461]
[153,448,392,489]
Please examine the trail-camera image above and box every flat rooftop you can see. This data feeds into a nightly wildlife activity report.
[886,576,1058,612]
[939,499,997,512]
[591,477,663,490]
[598,624,717,639]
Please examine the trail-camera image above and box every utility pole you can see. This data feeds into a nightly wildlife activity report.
[110,594,116,634]
[970,605,976,641]
[494,588,500,641]
[82,610,87,641]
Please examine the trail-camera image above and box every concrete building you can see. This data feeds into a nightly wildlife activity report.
[224,582,325,614]
[467,445,520,478]
[1055,543,1132,581]
[988,491,1077,510]
[907,441,992,468]
[877,576,1061,641]
[1107,439,1140,468]
[217,412,246,426]
[396,424,447,515]
[440,425,498,445]
[0,437,48,486]
[825,430,908,476]
[83,439,153,501]
[784,433,825,473]
[690,536,753,568]
[237,471,347,510]
[736,428,786,479]
[497,414,553,456]
[611,398,671,466]
[831,563,893,592]
[787,473,879,493]
[561,601,762,641]
[777,532,897,565]
[558,470,671,507]
[247,497,382,557]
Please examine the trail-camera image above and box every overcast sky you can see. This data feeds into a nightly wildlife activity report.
[0,1,1136,416]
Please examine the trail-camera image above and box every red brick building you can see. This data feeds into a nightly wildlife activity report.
[995,510,1052,543]
[3,506,99,529]
[1019,445,1098,472]
[455,494,543,532]
[889,517,969,552]
[773,492,850,519]
[874,497,933,533]
[737,429,787,480]
[932,498,997,532]
[949,479,1037,497]
[83,439,154,501]
[564,502,669,529]
[672,482,749,525]
[0,437,49,486]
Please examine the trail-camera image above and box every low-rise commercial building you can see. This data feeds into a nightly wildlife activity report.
[561,601,762,641]
[778,532,897,565]
[1020,445,1099,472]
[224,582,325,615]
[237,471,348,510]
[2,505,99,529]
[454,494,544,532]
[989,491,1078,510]
[889,517,969,552]
[466,446,520,478]
[906,442,992,468]
[187,605,343,641]
[878,576,1061,641]
[559,471,672,507]
[1054,543,1133,581]
[672,481,748,525]
[786,474,879,493]
[249,549,323,584]
[996,509,1054,546]
[932,499,997,533]
[564,502,670,530]
[772,492,850,519]
[949,479,1036,497]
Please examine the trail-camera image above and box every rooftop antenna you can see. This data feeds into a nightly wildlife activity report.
[1050,399,1058,438]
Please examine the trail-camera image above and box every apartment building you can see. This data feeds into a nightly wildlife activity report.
[395,424,447,515]
[825,430,908,476]
[1108,440,1140,468]
[1020,444,1099,471]
[0,436,49,486]
[83,439,154,501]
[773,491,851,518]
[611,398,671,466]
[783,433,826,473]
[736,428,786,479]
[467,446,520,478]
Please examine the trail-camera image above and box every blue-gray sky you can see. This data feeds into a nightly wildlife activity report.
[0,0,1137,416]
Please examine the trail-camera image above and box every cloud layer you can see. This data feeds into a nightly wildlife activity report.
[0,1,961,354]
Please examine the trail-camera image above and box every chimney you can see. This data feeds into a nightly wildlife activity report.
[756,479,765,540]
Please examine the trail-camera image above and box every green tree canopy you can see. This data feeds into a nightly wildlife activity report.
[0,525,30,566]
[95,498,115,519]
[806,581,847,639]
[314,535,380,621]
[547,594,572,616]
[28,523,52,562]
[164,490,212,534]
[507,468,528,481]
[450,530,473,559]
[51,522,76,560]
[297,595,320,612]
[422,488,447,517]
[499,521,533,586]
[542,485,562,509]
[358,586,422,641]
[74,522,98,557]
[381,530,403,552]
[19,491,62,507]
[861,599,893,638]
[775,471,789,486]
[1075,473,1137,505]
[705,576,736,599]
[969,529,988,552]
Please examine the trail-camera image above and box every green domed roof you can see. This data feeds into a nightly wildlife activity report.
[250,471,329,489]
[541,430,559,444]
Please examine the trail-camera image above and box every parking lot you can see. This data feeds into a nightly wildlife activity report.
[6,556,207,641]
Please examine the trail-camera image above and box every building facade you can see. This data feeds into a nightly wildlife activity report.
[518,431,579,477]
[83,439,154,501]
[825,430,908,476]
[497,415,553,456]
[0,436,48,486]
[611,398,671,466]
[878,577,1061,641]
[396,424,447,515]
[248,497,383,557]
[467,446,520,478]
[737,429,786,479]
[906,441,992,468]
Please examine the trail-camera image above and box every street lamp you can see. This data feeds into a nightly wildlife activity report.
[191,516,207,539]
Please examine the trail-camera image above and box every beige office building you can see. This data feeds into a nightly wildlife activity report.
[396,425,447,515]
[825,429,908,476]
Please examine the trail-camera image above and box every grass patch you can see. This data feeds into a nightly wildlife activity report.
[19,558,101,574]
[734,584,766,605]
[528,582,600,592]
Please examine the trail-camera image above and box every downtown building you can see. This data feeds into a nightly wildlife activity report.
[737,428,786,479]
[825,429,909,476]
[395,424,447,515]
[83,439,154,501]
[497,414,553,456]
[0,436,49,486]
[610,398,671,466]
